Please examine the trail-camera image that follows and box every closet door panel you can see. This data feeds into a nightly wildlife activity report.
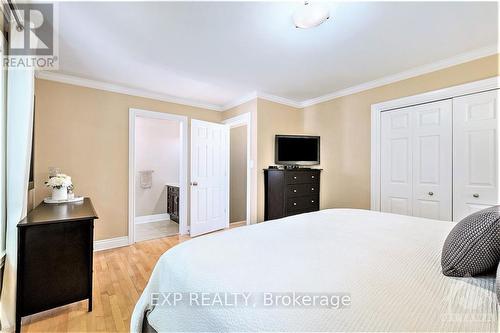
[453,90,499,221]
[412,100,452,221]
[381,109,413,215]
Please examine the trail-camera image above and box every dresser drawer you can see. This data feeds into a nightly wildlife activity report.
[285,171,319,184]
[286,184,319,198]
[287,195,319,212]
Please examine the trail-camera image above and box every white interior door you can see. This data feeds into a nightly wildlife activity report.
[190,119,229,236]
[411,100,452,221]
[453,90,499,221]
[381,108,413,215]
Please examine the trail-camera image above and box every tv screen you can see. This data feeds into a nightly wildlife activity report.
[275,135,320,165]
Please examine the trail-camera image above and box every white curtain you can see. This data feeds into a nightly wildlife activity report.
[0,66,35,330]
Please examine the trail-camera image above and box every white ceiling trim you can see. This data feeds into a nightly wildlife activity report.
[300,44,499,108]
[221,91,259,111]
[256,92,302,109]
[37,44,498,112]
[35,71,223,111]
[220,91,302,111]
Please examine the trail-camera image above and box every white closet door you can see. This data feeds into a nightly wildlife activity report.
[381,100,452,219]
[453,90,499,221]
[411,100,452,220]
[381,109,413,215]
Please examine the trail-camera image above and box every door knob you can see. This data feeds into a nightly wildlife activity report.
[473,193,479,198]
[191,181,198,186]
[428,192,434,196]
[293,189,297,193]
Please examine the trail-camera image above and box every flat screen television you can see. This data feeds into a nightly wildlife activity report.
[275,135,320,166]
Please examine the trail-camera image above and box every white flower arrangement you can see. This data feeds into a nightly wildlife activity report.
[45,173,72,189]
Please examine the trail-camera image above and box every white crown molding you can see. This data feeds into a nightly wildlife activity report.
[35,71,224,112]
[221,91,258,111]
[220,91,302,111]
[256,92,303,109]
[300,44,499,108]
[371,76,500,112]
[37,44,498,112]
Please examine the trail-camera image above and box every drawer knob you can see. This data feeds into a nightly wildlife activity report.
[293,189,297,193]
[293,202,297,206]
[293,176,297,179]
[311,176,315,179]
[473,193,480,198]
[428,192,434,196]
[311,188,315,191]
[311,200,315,203]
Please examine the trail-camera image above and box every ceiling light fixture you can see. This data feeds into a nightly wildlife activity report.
[293,1,330,29]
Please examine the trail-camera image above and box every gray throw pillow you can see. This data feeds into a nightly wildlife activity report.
[441,206,500,277]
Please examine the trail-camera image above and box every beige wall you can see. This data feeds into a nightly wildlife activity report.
[303,54,500,211]
[222,99,304,222]
[229,125,247,222]
[256,99,304,221]
[34,79,221,240]
[34,54,500,240]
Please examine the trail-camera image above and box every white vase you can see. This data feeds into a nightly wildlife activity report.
[52,187,68,201]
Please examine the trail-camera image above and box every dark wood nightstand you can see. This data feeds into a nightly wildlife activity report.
[16,198,98,333]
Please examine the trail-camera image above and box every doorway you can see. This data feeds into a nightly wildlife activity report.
[229,125,247,225]
[223,112,252,226]
[128,109,188,244]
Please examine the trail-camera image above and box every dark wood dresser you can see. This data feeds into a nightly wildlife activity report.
[16,198,98,333]
[264,168,321,221]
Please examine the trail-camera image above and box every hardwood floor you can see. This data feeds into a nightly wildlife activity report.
[22,234,190,332]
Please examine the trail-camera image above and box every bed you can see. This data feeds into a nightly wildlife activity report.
[131,209,498,332]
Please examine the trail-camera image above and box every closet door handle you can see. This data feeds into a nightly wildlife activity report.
[473,193,480,198]
[191,181,198,186]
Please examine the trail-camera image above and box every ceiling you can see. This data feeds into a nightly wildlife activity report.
[53,1,498,109]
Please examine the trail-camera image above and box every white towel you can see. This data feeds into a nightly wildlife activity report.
[139,170,153,189]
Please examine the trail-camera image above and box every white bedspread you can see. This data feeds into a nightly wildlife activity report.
[131,209,498,332]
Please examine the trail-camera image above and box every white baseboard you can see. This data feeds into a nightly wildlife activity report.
[135,213,170,224]
[94,236,129,252]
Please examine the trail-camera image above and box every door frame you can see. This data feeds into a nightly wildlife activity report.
[128,108,189,244]
[370,76,499,212]
[223,112,254,225]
